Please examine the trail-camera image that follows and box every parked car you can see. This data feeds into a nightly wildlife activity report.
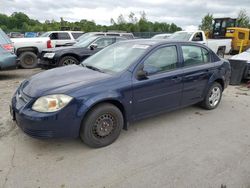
[11,37,55,68]
[169,30,232,57]
[230,49,250,79]
[0,29,16,69]
[8,32,24,38]
[10,40,231,148]
[39,36,126,68]
[40,31,84,47]
[76,32,134,42]
[152,33,172,39]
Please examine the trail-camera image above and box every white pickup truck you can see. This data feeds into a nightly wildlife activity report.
[169,30,232,57]
[11,37,55,68]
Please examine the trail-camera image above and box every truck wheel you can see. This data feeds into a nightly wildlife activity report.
[59,56,79,66]
[200,82,222,110]
[217,48,225,58]
[19,51,38,69]
[80,103,124,148]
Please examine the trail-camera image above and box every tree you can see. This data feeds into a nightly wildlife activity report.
[236,9,250,28]
[0,11,182,34]
[199,13,213,32]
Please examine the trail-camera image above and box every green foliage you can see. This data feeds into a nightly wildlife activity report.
[199,13,213,32]
[236,9,250,28]
[0,11,182,33]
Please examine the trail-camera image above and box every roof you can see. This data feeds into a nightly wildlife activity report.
[227,27,250,31]
[120,39,203,47]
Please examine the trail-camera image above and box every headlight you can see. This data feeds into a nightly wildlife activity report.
[43,53,55,59]
[32,94,73,113]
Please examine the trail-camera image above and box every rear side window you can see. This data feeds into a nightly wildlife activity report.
[144,46,178,75]
[50,32,71,40]
[181,46,210,66]
[57,33,71,40]
[72,32,83,39]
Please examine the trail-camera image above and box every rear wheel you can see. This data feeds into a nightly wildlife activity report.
[19,51,38,69]
[80,103,124,148]
[201,82,222,110]
[217,48,225,58]
[59,56,79,66]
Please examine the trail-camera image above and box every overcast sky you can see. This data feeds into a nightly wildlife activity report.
[1,0,250,30]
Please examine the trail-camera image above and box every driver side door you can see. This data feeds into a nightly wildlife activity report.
[132,45,183,120]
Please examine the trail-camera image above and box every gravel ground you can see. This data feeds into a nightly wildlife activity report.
[0,67,250,188]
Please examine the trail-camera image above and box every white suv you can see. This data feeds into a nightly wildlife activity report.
[40,31,84,47]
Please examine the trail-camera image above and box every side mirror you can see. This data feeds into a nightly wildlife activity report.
[137,70,148,80]
[90,43,98,50]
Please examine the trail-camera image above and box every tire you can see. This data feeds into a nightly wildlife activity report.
[217,48,225,58]
[19,51,38,69]
[80,103,124,148]
[201,82,222,110]
[58,56,79,66]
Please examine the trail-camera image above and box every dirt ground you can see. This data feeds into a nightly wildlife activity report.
[0,68,250,188]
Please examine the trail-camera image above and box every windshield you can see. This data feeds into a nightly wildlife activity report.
[81,42,149,73]
[74,36,98,47]
[169,32,192,40]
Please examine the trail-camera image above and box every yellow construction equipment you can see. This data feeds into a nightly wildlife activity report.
[207,17,250,53]
[225,27,250,53]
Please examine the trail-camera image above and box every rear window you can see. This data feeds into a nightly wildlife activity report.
[72,32,84,39]
[0,29,11,44]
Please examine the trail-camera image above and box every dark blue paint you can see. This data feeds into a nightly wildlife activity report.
[11,40,231,138]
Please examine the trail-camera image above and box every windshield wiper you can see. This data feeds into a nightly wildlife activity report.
[81,64,104,73]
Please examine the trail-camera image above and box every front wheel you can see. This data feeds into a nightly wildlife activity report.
[19,51,38,69]
[59,56,79,66]
[80,103,124,148]
[201,82,222,110]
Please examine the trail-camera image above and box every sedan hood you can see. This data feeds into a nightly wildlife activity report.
[22,65,111,97]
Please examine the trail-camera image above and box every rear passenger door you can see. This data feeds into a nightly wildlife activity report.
[180,45,215,106]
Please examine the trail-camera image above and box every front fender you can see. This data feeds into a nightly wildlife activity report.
[76,91,124,118]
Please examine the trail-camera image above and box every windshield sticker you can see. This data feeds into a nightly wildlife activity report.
[132,44,150,49]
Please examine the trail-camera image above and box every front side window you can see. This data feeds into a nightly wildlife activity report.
[181,45,210,66]
[143,46,178,75]
[94,38,114,48]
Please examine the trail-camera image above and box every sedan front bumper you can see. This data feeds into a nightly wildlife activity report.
[11,89,82,139]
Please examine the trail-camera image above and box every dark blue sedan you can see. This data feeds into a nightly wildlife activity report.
[11,40,231,148]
